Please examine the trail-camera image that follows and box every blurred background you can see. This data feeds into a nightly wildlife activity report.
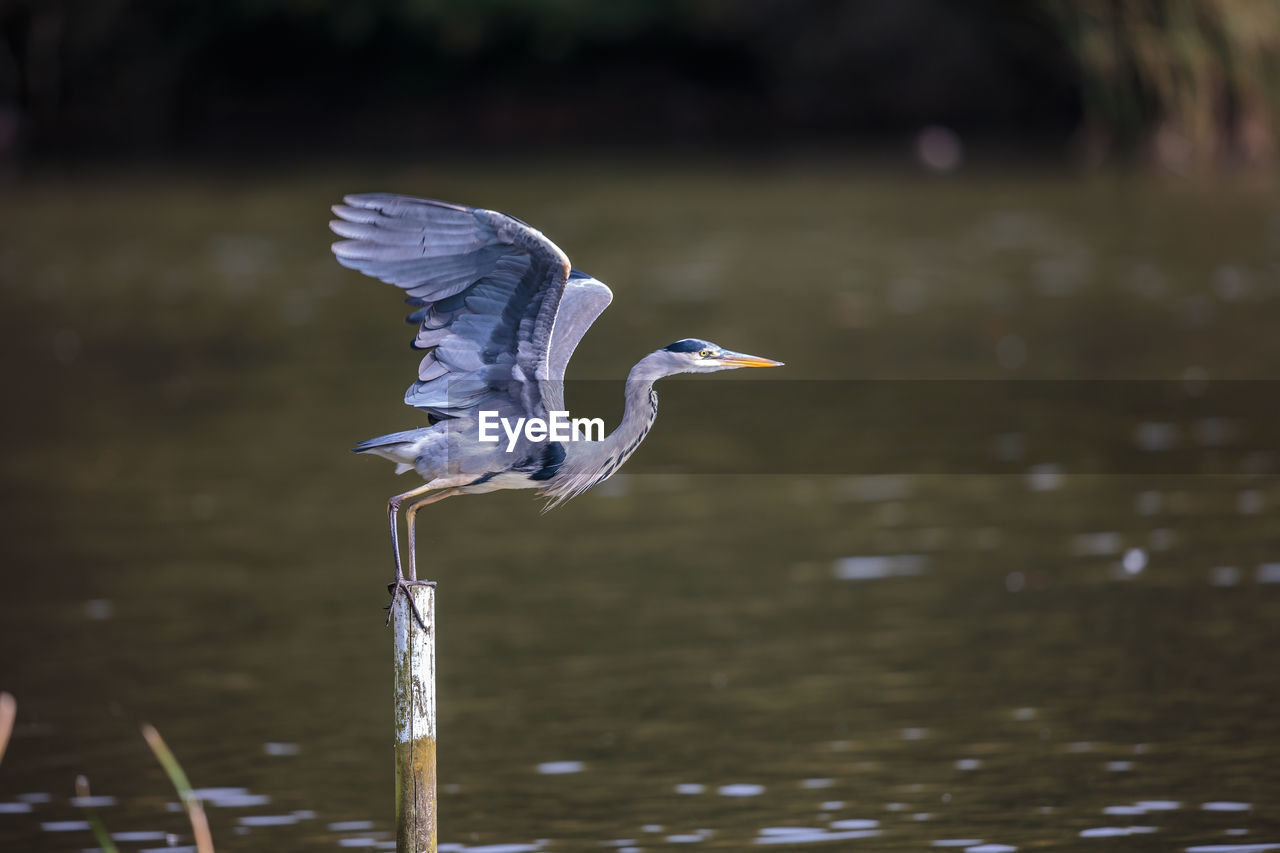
[2,2,1280,852]
[1,0,1278,170]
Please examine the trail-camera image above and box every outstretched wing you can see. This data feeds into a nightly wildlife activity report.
[542,271,614,412]
[330,194,608,421]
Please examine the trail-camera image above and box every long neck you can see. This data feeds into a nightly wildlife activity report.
[543,353,666,506]
[608,357,663,463]
[588,354,664,476]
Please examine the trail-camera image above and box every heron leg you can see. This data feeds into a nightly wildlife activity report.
[405,487,462,582]
[386,482,437,628]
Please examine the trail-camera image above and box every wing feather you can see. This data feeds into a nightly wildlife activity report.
[330,194,607,422]
[540,273,614,412]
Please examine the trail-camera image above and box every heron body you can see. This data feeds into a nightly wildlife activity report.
[349,340,704,504]
[330,194,781,619]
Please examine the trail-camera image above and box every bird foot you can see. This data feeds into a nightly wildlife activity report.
[385,578,437,630]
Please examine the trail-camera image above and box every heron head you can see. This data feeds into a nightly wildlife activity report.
[659,338,784,373]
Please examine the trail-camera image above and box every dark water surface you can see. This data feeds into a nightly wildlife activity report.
[2,162,1279,851]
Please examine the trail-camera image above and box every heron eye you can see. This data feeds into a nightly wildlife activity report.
[698,349,712,358]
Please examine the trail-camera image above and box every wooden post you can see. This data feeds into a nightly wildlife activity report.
[393,585,437,853]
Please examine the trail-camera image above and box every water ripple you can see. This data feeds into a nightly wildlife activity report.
[756,827,881,845]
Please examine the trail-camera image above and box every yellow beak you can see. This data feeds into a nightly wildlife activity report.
[718,351,784,368]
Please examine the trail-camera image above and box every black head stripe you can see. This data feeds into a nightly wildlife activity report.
[663,339,706,353]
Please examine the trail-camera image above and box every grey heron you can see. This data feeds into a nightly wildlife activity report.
[330,194,782,622]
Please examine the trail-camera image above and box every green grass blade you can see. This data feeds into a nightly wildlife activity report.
[75,775,120,853]
[141,723,215,853]
[140,723,195,799]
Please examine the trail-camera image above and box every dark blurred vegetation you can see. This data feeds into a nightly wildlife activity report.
[1047,0,1280,169]
[0,0,1276,169]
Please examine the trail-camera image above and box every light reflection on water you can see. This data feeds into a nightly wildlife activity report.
[21,731,1279,850]
[1,165,1279,851]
